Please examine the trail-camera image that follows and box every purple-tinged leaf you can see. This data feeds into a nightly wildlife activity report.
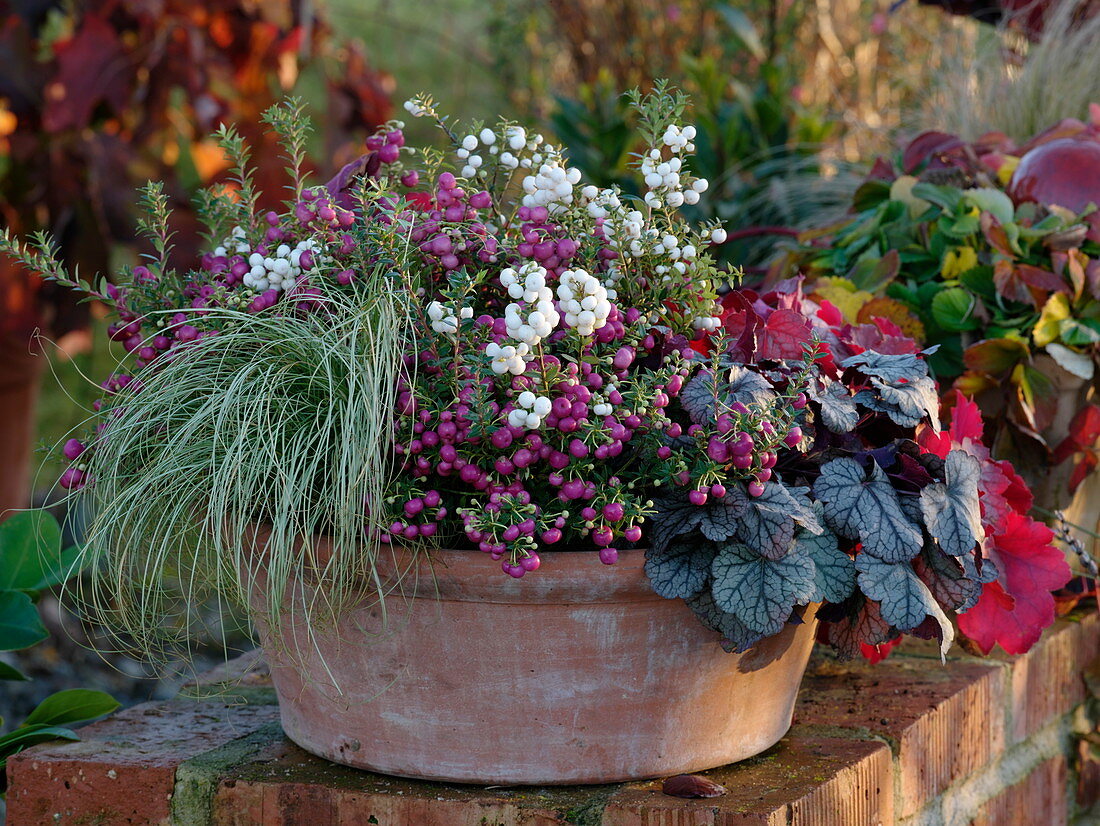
[645,541,714,600]
[856,555,954,658]
[685,589,763,653]
[662,775,728,798]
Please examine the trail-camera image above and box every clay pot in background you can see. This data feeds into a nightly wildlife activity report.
[0,333,44,520]
[247,539,818,785]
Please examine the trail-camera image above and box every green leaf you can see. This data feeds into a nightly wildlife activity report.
[644,541,714,600]
[23,689,120,728]
[0,660,28,681]
[852,180,892,212]
[0,724,80,766]
[814,458,923,563]
[963,188,1015,225]
[920,451,983,557]
[931,287,979,332]
[911,182,963,212]
[0,510,63,591]
[715,5,765,60]
[0,591,47,651]
[710,542,817,635]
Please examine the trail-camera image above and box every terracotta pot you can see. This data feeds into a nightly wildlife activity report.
[0,333,44,520]
[247,540,818,785]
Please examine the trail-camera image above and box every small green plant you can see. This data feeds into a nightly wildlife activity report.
[0,511,119,794]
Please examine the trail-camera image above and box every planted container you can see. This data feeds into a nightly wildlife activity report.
[248,539,817,785]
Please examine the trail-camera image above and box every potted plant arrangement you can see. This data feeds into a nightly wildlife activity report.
[777,113,1100,549]
[0,87,1072,785]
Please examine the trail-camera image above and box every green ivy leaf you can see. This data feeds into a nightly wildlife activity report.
[644,541,714,600]
[814,458,923,563]
[23,689,120,728]
[710,542,817,635]
[0,591,48,652]
[920,450,983,557]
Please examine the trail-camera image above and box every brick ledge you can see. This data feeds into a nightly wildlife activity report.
[5,613,1098,826]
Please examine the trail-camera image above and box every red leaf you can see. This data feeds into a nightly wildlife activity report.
[757,308,814,360]
[963,338,1029,376]
[42,15,133,133]
[1016,264,1067,293]
[903,131,966,173]
[1069,451,1099,494]
[958,513,1072,654]
[817,298,844,327]
[1052,404,1100,464]
[860,637,902,664]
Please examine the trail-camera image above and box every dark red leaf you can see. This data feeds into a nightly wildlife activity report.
[903,131,966,173]
[662,774,728,798]
[42,15,133,133]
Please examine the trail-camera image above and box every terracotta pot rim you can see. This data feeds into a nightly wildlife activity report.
[243,523,664,604]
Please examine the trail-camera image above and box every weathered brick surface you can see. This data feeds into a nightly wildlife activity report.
[6,698,280,826]
[1007,615,1100,743]
[796,656,1006,817]
[210,737,607,826]
[600,734,893,826]
[968,755,1069,826]
[4,610,1097,825]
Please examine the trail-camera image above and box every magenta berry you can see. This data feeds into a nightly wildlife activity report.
[598,547,619,565]
[747,480,765,497]
[688,488,708,506]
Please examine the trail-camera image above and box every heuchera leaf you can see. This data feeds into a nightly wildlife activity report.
[681,369,718,425]
[841,350,929,384]
[855,554,955,658]
[868,374,941,426]
[710,542,817,635]
[685,589,764,653]
[720,481,822,560]
[919,450,983,557]
[647,494,704,554]
[726,365,777,408]
[824,597,896,660]
[644,541,715,600]
[914,546,983,613]
[958,512,1072,654]
[796,528,856,603]
[813,379,860,433]
[814,458,923,562]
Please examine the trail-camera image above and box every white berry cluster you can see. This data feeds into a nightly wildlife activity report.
[501,263,559,346]
[557,269,611,335]
[521,159,583,212]
[641,148,709,210]
[486,341,531,376]
[662,124,697,153]
[235,239,322,293]
[214,226,251,256]
[578,185,624,220]
[507,390,553,429]
[427,301,474,336]
[692,315,722,331]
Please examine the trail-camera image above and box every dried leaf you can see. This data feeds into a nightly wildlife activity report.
[662,774,728,799]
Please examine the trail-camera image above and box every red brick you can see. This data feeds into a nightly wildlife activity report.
[796,655,1006,817]
[968,755,1068,826]
[211,738,588,826]
[6,698,280,826]
[599,734,893,826]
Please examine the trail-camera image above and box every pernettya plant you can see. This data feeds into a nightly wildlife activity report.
[0,87,1071,662]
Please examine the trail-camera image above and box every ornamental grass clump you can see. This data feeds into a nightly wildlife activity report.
[0,87,1074,664]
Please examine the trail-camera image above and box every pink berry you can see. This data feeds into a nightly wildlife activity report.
[624,525,643,543]
[599,547,619,565]
[602,502,625,521]
[688,489,708,506]
[748,481,765,497]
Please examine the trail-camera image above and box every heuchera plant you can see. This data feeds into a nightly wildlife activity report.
[781,113,1100,496]
[652,281,1071,657]
[0,88,1071,659]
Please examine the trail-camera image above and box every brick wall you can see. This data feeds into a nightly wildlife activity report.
[6,613,1098,826]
